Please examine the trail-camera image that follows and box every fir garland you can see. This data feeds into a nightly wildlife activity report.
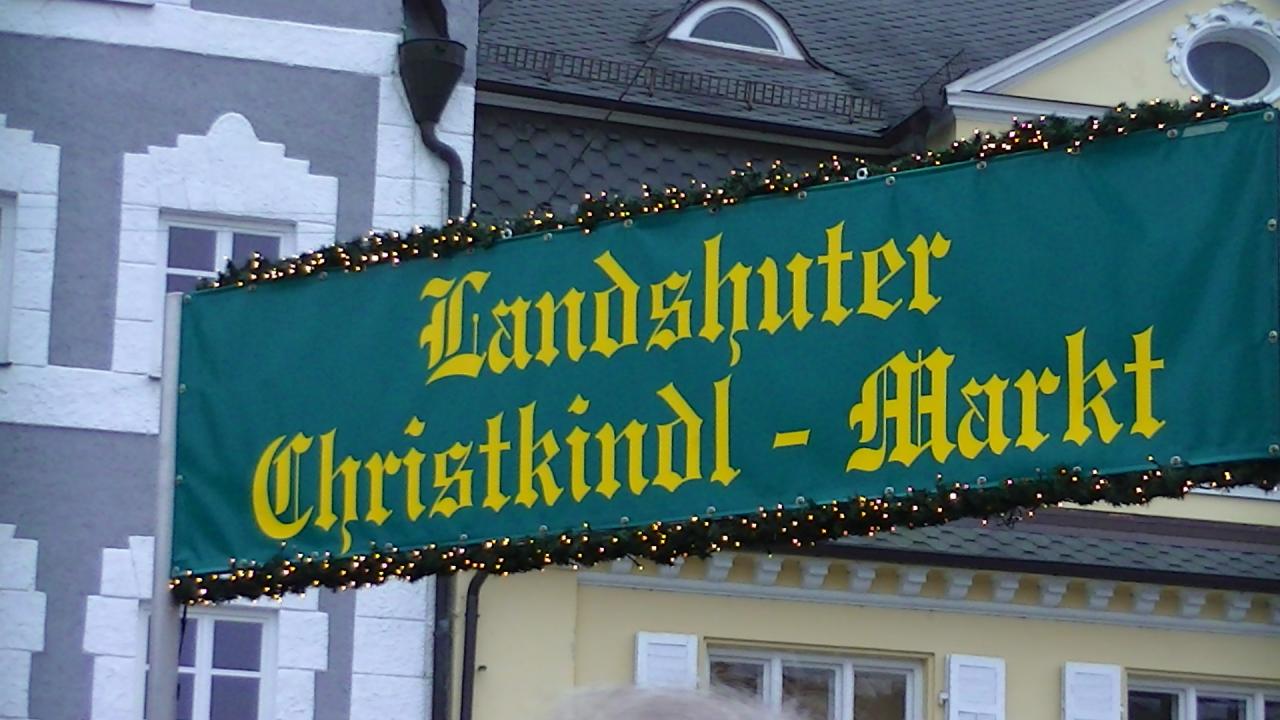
[172,458,1277,604]
[201,96,1264,291]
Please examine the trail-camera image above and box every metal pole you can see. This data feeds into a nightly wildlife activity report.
[145,292,184,720]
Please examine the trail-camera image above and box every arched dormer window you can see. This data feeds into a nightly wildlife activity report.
[669,0,805,60]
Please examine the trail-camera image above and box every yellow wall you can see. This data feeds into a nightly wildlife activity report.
[997,0,1280,107]
[464,566,1280,720]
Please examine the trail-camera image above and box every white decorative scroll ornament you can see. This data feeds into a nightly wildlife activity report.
[1167,1,1280,103]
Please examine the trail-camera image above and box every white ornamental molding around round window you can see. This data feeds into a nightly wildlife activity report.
[1167,1,1280,103]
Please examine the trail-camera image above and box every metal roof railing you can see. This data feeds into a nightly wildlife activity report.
[479,42,884,123]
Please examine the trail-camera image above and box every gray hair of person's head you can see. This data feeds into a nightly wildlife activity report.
[551,687,799,720]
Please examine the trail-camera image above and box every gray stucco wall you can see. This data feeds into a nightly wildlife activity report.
[0,34,381,370]
[0,422,358,720]
[2,424,157,720]
[192,0,403,33]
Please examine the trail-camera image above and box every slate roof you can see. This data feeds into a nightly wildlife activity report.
[478,0,1128,138]
[830,512,1280,590]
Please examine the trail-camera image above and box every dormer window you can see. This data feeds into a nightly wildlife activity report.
[669,0,805,60]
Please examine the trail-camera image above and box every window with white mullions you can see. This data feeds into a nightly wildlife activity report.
[1129,680,1280,720]
[162,217,286,294]
[709,650,920,720]
[142,611,276,720]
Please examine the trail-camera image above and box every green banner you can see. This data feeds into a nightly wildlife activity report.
[173,112,1279,578]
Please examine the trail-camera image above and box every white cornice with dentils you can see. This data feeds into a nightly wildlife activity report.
[946,0,1175,115]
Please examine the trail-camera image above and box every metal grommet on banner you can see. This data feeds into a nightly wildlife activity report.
[976,475,988,486]
[458,533,469,542]
[182,294,192,304]
[797,190,808,200]
[884,486,895,496]
[1166,128,1179,139]
[884,176,896,187]
[1268,218,1278,232]
[794,496,806,505]
[1269,330,1279,343]
[542,233,553,242]
[1265,111,1276,122]
[499,227,513,239]
[318,271,328,281]
[538,525,548,535]
[976,160,988,171]
[705,506,716,515]
[178,383,187,394]
[855,167,870,180]
[619,516,630,526]
[623,218,634,228]
[1270,444,1280,456]
[1170,455,1183,467]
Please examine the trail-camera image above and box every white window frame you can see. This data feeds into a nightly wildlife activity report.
[668,0,806,60]
[0,193,16,365]
[159,212,295,291]
[136,605,279,720]
[150,212,295,376]
[708,647,924,720]
[1129,678,1280,720]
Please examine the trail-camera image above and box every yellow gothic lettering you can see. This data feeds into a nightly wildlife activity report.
[515,401,563,507]
[534,289,587,366]
[957,375,1011,459]
[486,296,533,374]
[847,348,955,472]
[816,222,853,326]
[652,382,703,492]
[564,395,593,501]
[478,412,511,512]
[757,253,814,335]
[314,430,360,554]
[401,417,428,521]
[595,420,649,498]
[251,434,314,541]
[362,452,399,525]
[647,271,693,351]
[1063,328,1124,446]
[858,238,906,320]
[590,251,641,358]
[906,232,951,315]
[1013,369,1061,451]
[429,442,475,518]
[698,234,752,366]
[420,271,490,384]
[1124,326,1166,438]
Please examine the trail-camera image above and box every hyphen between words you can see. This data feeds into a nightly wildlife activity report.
[252,224,1166,552]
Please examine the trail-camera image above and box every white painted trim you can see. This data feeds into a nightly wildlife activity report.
[1063,662,1122,720]
[0,0,398,76]
[0,114,60,370]
[88,536,328,720]
[947,90,1106,120]
[0,362,160,434]
[114,112,338,376]
[577,572,1280,638]
[946,0,1174,94]
[947,654,1005,720]
[635,632,699,689]
[350,580,433,720]
[1191,485,1279,501]
[0,524,46,720]
[668,0,806,60]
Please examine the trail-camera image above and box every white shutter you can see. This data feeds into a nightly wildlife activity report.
[635,632,698,689]
[1063,663,1122,720]
[947,654,1006,720]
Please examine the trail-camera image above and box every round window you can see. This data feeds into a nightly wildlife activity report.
[1186,40,1271,100]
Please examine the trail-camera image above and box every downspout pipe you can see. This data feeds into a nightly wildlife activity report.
[458,572,489,720]
[398,38,469,219]
[431,574,454,720]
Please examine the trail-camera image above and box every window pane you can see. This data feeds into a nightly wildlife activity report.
[690,9,778,49]
[175,672,195,720]
[168,226,216,271]
[781,665,836,720]
[166,274,201,294]
[710,659,765,699]
[1129,691,1177,720]
[210,675,259,720]
[232,233,280,265]
[176,617,198,667]
[1265,700,1280,720]
[1197,696,1247,720]
[855,670,908,720]
[1187,41,1269,99]
[212,620,262,671]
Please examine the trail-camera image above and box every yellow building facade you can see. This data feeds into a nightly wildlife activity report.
[451,2,1280,719]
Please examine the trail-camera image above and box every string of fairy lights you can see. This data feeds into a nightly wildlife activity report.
[201,96,1261,291]
[171,96,1280,604]
[172,459,1276,603]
